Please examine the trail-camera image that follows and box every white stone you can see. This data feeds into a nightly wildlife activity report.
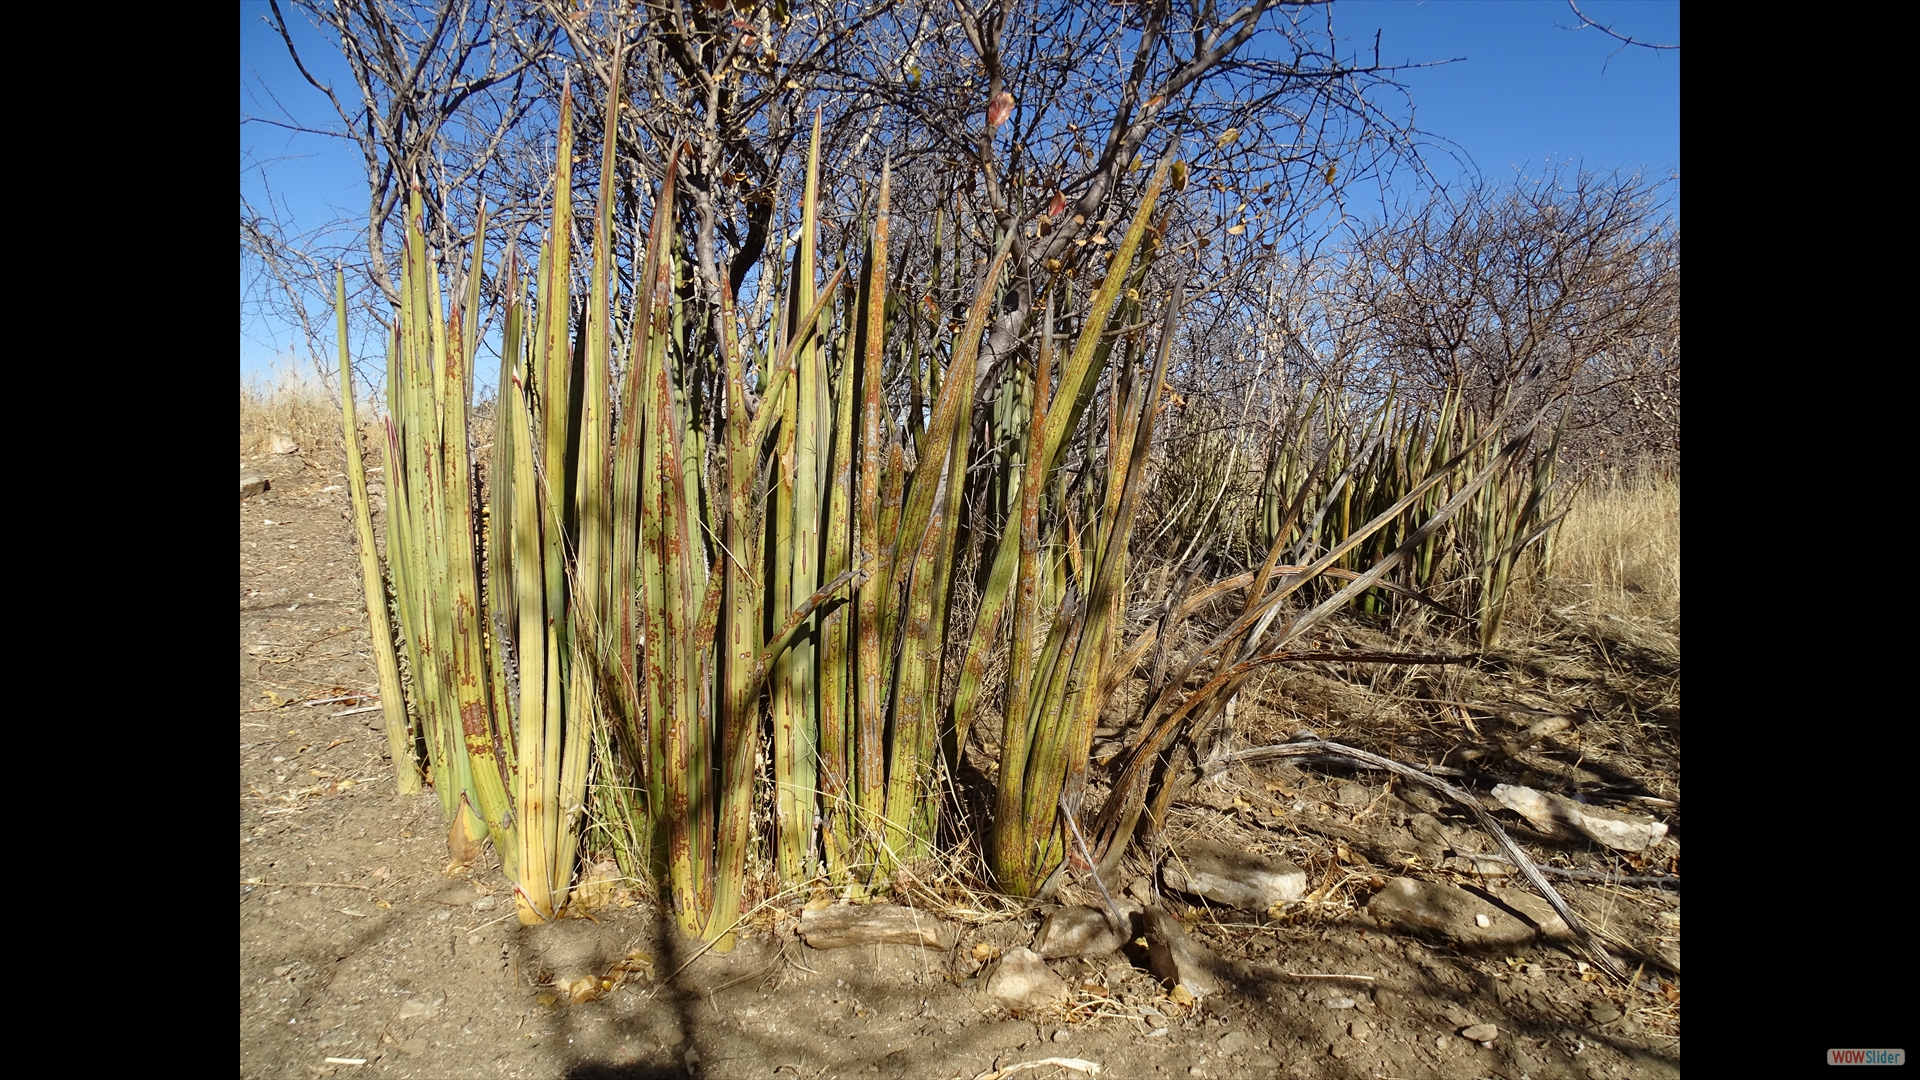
[984,947,1070,1010]
[1161,840,1306,912]
[1035,902,1141,958]
[799,904,947,950]
[1491,784,1668,852]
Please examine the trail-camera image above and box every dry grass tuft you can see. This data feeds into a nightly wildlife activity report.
[1482,465,1679,662]
[240,360,352,458]
[1546,467,1680,620]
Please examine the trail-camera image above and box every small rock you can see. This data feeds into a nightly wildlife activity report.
[241,473,270,501]
[1402,787,1445,814]
[1162,840,1306,911]
[1488,887,1575,942]
[1491,784,1668,851]
[1589,1003,1622,1024]
[1218,1030,1249,1055]
[1465,855,1515,878]
[1349,1019,1370,1041]
[1052,1027,1071,1042]
[1126,877,1157,906]
[1435,1034,1453,1052]
[984,947,1069,1010]
[1364,877,1536,950]
[474,895,499,911]
[1323,996,1355,1009]
[1335,782,1371,809]
[1461,1023,1498,1043]
[1408,813,1450,847]
[1143,908,1224,996]
[1035,902,1140,958]
[396,997,438,1019]
[799,904,948,950]
[268,433,301,455]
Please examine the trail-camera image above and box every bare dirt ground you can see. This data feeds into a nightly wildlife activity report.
[241,443,1679,1080]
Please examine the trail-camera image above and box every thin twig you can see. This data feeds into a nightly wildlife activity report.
[241,879,371,890]
[1061,793,1128,932]
[1565,1,1678,49]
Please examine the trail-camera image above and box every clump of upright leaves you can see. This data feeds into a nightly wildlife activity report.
[340,55,1217,935]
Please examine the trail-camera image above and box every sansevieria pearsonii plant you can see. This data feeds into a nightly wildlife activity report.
[338,71,610,927]
[339,39,1211,936]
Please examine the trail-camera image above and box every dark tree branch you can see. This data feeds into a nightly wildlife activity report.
[1563,0,1678,73]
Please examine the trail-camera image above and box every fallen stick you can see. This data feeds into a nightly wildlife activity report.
[1469,853,1680,889]
[1223,735,1631,982]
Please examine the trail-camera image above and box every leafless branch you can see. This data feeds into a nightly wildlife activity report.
[1564,0,1679,70]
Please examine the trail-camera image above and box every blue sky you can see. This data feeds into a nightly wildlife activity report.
[1345,0,1679,191]
[240,0,1678,380]
[241,3,382,379]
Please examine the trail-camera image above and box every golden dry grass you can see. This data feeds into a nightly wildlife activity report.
[1474,464,1678,666]
[240,360,350,458]
[1546,467,1680,620]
